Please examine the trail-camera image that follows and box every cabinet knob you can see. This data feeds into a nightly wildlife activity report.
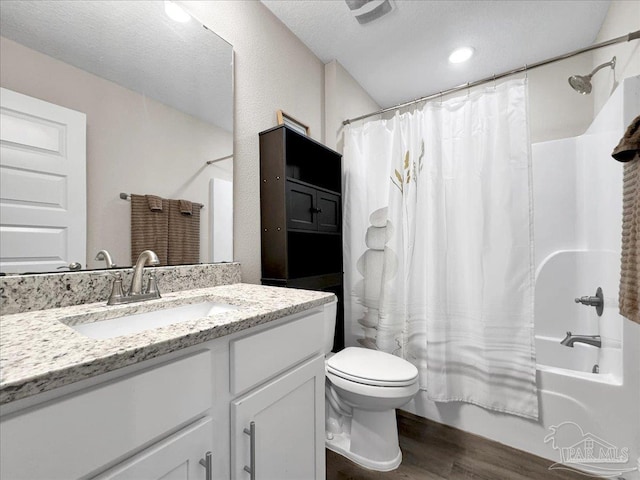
[310,207,322,214]
[199,451,212,480]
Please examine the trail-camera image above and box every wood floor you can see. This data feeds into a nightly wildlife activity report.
[326,411,587,480]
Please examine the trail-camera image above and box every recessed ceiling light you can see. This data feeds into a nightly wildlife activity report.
[164,1,191,23]
[449,47,474,64]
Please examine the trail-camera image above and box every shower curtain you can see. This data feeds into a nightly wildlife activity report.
[344,79,538,419]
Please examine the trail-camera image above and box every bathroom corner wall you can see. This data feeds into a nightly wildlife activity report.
[180,1,326,284]
[592,0,640,118]
[0,263,241,315]
[324,60,381,153]
[527,53,595,143]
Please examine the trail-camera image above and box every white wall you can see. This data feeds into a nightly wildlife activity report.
[528,55,594,143]
[0,36,232,269]
[592,0,640,117]
[324,60,380,153]
[181,1,326,284]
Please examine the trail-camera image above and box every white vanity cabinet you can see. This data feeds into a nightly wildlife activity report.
[0,350,214,480]
[94,417,214,480]
[230,311,326,480]
[0,305,327,480]
[232,356,325,480]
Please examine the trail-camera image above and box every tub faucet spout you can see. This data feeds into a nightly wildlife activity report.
[560,331,601,348]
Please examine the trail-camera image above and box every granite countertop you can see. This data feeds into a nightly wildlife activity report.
[0,283,335,405]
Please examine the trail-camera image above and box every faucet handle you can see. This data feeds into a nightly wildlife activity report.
[574,287,604,316]
[107,272,126,305]
[146,273,161,299]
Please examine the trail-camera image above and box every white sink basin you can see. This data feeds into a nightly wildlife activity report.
[69,301,239,340]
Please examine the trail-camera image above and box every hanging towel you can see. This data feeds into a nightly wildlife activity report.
[612,114,640,162]
[168,199,201,265]
[614,115,640,324]
[146,195,164,212]
[131,194,169,265]
[179,199,193,215]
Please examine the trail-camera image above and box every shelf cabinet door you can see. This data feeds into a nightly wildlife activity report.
[231,356,325,480]
[287,181,317,231]
[94,417,214,480]
[316,191,340,233]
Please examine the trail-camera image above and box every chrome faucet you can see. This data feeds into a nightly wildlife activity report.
[560,331,601,348]
[107,250,161,305]
[95,250,116,268]
[130,250,160,295]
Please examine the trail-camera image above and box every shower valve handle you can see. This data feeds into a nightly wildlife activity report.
[574,296,602,307]
[574,287,604,316]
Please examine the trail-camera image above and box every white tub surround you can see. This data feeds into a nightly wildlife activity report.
[0,262,242,315]
[0,283,334,405]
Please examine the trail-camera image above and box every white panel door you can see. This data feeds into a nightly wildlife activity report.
[0,87,86,273]
[232,356,325,480]
[94,417,213,480]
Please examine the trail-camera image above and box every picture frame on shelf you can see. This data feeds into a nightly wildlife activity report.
[276,110,310,136]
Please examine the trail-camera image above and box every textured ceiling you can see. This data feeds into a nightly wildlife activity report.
[262,0,612,109]
[0,0,233,132]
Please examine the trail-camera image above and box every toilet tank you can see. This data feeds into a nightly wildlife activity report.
[323,298,338,354]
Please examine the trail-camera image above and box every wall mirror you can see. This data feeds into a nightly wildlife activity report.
[0,0,233,274]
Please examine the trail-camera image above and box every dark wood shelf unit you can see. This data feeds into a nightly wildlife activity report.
[259,125,344,351]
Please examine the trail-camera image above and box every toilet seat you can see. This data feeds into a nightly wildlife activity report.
[326,347,418,387]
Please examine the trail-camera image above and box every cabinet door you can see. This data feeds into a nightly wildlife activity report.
[316,191,340,233]
[0,351,212,480]
[94,417,213,480]
[286,181,317,231]
[232,356,325,480]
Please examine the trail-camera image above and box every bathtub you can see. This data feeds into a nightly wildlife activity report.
[531,250,637,477]
[408,249,638,478]
[535,335,600,377]
[535,250,623,385]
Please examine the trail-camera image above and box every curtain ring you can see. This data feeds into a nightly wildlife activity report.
[467,82,471,98]
[525,64,528,80]
[439,91,443,106]
[493,74,496,89]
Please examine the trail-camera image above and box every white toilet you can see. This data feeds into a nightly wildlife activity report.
[323,299,419,471]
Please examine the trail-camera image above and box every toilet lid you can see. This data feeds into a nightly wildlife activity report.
[326,347,418,387]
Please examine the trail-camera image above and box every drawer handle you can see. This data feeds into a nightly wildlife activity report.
[243,421,256,480]
[199,451,212,480]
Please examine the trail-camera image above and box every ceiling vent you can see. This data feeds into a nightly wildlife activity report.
[345,0,395,25]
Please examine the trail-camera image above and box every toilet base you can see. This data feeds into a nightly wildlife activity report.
[325,408,402,472]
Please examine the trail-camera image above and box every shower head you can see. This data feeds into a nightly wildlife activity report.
[568,74,593,95]
[568,56,616,95]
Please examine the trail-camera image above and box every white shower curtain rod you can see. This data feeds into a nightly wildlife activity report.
[342,29,640,126]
